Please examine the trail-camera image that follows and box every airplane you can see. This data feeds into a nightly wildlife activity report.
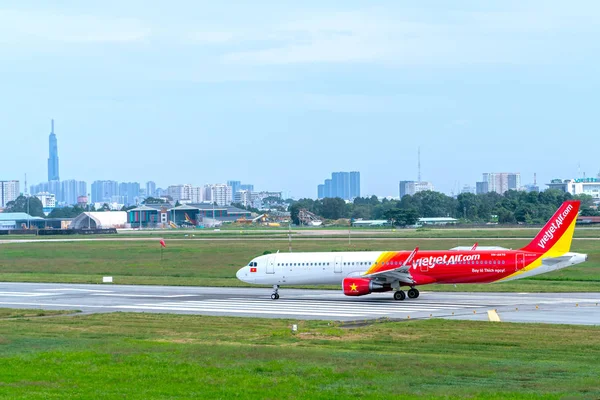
[236,200,587,300]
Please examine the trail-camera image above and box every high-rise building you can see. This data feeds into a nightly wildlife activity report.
[399,180,434,198]
[227,180,241,195]
[146,181,156,197]
[167,184,192,203]
[319,172,360,200]
[48,119,60,182]
[119,182,141,205]
[205,184,232,206]
[324,179,332,198]
[234,190,252,207]
[482,173,521,194]
[91,180,119,204]
[190,187,203,203]
[61,180,87,205]
[350,171,361,199]
[239,184,254,192]
[0,180,20,208]
[476,181,489,194]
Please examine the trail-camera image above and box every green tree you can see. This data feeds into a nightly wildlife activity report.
[143,197,166,205]
[3,195,45,217]
[320,198,347,220]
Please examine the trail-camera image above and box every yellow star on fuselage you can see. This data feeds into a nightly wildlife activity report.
[350,283,358,292]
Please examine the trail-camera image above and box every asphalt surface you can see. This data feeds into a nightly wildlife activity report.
[0,282,598,325]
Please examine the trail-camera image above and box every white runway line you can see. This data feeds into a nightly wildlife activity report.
[0,292,64,297]
[90,294,198,298]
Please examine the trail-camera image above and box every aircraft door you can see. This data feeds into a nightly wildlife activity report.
[515,253,525,272]
[334,256,343,273]
[266,256,275,274]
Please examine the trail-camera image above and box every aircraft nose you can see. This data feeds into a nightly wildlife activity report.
[236,267,251,283]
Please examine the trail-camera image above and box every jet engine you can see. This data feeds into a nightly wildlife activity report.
[342,277,392,296]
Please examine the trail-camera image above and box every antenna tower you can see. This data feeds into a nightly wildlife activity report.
[534,173,537,186]
[24,173,28,195]
[417,147,421,182]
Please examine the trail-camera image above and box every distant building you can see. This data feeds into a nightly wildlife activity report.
[204,184,232,206]
[461,185,476,194]
[119,182,141,205]
[190,187,203,203]
[167,184,192,203]
[547,178,600,200]
[318,171,360,200]
[227,180,241,195]
[91,180,119,204]
[146,181,156,197]
[324,179,332,198]
[234,190,252,207]
[48,119,59,182]
[69,211,128,229]
[482,173,521,194]
[61,179,87,205]
[34,192,56,209]
[77,196,88,207]
[0,180,20,208]
[239,184,254,192]
[399,180,434,198]
[476,181,489,194]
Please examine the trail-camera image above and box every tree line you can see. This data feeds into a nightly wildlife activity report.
[289,190,598,226]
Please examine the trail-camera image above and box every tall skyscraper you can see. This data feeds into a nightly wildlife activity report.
[239,184,254,192]
[482,173,521,194]
[146,181,156,197]
[205,184,233,206]
[0,180,20,208]
[227,180,241,195]
[350,171,360,198]
[119,182,141,205]
[91,180,119,204]
[48,119,59,182]
[318,172,360,200]
[61,180,87,205]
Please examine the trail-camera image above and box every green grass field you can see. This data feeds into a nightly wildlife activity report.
[0,237,598,291]
[0,312,598,399]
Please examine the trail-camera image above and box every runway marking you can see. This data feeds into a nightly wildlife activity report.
[38,289,113,293]
[115,305,367,317]
[0,292,63,297]
[90,294,198,298]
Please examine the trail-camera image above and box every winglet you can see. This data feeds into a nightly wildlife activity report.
[402,247,419,267]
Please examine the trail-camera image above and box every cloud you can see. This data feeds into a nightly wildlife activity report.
[0,9,149,44]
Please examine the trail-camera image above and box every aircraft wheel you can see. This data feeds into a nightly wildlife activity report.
[408,288,420,299]
[393,290,406,301]
[271,293,279,300]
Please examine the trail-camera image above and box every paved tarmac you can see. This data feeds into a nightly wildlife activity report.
[0,282,598,325]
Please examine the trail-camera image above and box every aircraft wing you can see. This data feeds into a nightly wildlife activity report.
[362,247,418,283]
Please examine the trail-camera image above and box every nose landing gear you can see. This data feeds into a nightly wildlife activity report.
[271,285,280,300]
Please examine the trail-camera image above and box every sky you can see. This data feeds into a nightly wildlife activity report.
[1,1,599,199]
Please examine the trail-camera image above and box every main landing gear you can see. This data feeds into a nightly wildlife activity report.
[393,287,419,301]
[271,285,280,300]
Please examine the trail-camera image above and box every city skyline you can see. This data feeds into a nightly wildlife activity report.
[2,2,600,197]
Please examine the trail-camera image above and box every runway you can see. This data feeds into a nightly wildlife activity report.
[0,282,598,325]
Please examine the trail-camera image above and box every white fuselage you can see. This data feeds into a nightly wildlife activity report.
[236,252,383,286]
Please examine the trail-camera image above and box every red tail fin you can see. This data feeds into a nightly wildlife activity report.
[521,200,580,254]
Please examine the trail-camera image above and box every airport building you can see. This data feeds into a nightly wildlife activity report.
[34,192,56,209]
[547,177,600,201]
[127,203,252,228]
